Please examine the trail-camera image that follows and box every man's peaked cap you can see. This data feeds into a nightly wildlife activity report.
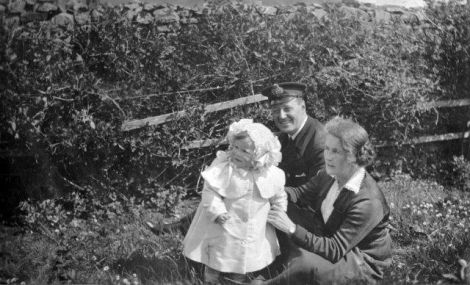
[261,82,307,102]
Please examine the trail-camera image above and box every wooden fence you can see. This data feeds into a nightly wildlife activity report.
[121,96,470,150]
[121,94,268,132]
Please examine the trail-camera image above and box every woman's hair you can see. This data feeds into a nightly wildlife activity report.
[325,117,376,167]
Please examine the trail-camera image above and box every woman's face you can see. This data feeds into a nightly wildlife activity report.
[229,137,256,170]
[324,134,352,179]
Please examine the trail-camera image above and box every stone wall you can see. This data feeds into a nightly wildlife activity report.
[0,0,426,32]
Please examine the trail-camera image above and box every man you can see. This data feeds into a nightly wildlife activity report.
[263,82,325,187]
[148,82,326,234]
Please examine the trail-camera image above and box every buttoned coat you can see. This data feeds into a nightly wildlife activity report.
[278,116,326,187]
[183,153,287,274]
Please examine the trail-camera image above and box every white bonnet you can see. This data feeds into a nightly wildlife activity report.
[226,119,282,168]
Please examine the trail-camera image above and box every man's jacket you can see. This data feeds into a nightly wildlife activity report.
[278,116,326,187]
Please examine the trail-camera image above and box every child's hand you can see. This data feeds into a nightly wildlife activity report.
[215,213,230,225]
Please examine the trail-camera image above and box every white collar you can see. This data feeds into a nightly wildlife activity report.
[289,116,308,140]
[342,167,366,194]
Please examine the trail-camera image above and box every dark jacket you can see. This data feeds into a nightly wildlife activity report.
[278,116,326,187]
[286,171,392,279]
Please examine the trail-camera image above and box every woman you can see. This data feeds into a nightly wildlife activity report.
[254,117,392,285]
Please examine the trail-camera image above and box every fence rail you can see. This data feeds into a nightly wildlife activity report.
[121,96,470,132]
[417,98,470,109]
[121,94,267,131]
[376,131,470,148]
[121,94,470,149]
[182,131,470,150]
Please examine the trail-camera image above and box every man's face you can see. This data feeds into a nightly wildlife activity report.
[270,98,306,135]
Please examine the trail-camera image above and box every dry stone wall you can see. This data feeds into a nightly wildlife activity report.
[0,0,426,32]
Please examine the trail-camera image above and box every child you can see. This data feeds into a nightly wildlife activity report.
[183,119,287,284]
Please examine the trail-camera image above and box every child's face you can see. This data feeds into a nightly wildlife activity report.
[229,137,256,170]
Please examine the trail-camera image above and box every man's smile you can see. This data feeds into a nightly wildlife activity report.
[278,119,292,125]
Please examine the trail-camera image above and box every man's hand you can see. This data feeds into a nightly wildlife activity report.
[268,209,296,234]
[215,213,230,225]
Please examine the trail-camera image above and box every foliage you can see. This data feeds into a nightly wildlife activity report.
[422,1,470,98]
[1,1,470,213]
[399,149,470,191]
[380,175,470,284]
[1,175,469,284]
[3,186,194,284]
[449,155,470,192]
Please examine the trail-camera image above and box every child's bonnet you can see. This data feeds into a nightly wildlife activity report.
[201,119,284,199]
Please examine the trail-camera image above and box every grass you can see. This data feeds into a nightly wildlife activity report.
[0,175,469,284]
[381,174,470,284]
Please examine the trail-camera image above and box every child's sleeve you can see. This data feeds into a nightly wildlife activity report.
[201,182,227,222]
[269,188,288,212]
[269,170,288,212]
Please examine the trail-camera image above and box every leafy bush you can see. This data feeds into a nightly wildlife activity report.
[422,1,470,98]
[449,155,470,192]
[1,2,469,214]
[12,186,192,284]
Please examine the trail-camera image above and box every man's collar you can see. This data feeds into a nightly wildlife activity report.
[343,167,366,194]
[289,116,308,141]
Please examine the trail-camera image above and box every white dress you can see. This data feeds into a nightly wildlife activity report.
[183,151,287,274]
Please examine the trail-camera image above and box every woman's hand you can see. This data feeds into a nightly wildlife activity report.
[268,209,296,234]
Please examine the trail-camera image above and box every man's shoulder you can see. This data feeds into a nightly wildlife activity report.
[304,116,326,132]
[297,116,326,148]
